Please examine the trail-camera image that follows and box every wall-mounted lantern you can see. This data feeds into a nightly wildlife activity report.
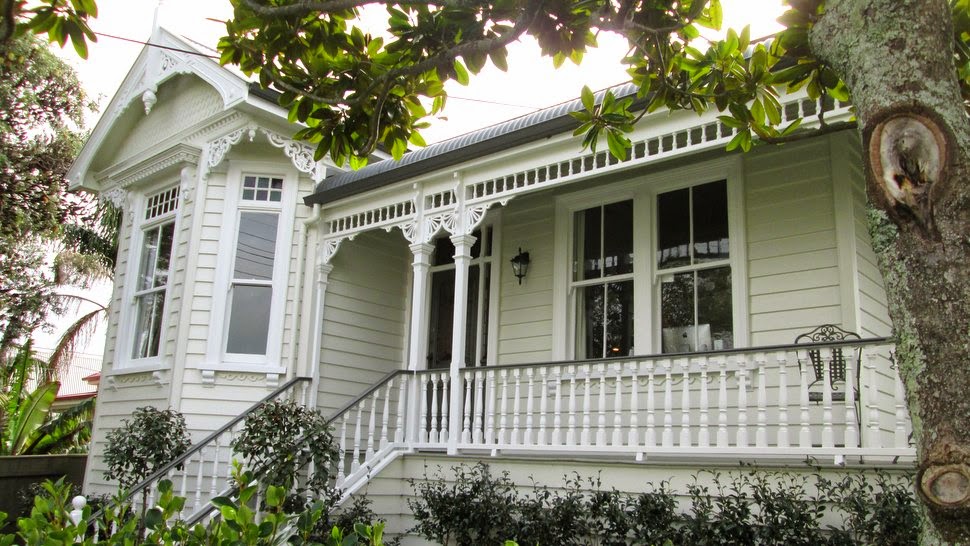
[510,248,530,285]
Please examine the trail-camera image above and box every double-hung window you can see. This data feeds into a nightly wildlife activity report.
[224,175,284,359]
[571,200,635,359]
[130,186,179,361]
[656,179,733,353]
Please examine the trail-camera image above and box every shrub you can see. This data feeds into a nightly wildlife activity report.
[0,469,387,546]
[231,399,340,508]
[408,463,919,545]
[102,406,190,491]
[408,463,518,545]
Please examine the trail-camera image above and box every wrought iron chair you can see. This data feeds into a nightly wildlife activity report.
[794,324,861,403]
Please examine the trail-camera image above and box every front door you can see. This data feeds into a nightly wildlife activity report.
[426,226,495,369]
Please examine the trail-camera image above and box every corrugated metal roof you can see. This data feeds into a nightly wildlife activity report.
[305,83,639,205]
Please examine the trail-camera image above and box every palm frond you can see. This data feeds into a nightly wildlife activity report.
[47,307,105,376]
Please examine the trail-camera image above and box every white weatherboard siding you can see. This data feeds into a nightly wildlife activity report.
[497,194,555,365]
[847,145,893,339]
[745,139,844,346]
[317,230,410,416]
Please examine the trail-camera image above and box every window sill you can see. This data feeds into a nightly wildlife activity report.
[193,362,287,388]
[103,364,167,390]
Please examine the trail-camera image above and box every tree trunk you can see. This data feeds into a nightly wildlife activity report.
[812,0,970,543]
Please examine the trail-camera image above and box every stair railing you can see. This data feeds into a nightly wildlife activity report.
[182,369,414,526]
[90,376,312,525]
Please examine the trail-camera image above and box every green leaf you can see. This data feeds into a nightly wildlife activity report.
[453,59,469,85]
[4,382,57,454]
[605,130,630,161]
[408,131,427,147]
[144,508,163,529]
[266,485,284,508]
[580,85,595,112]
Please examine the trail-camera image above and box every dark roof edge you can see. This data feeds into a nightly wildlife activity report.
[304,83,639,206]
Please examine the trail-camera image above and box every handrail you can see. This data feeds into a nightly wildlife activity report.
[90,376,312,521]
[447,337,894,375]
[324,369,411,425]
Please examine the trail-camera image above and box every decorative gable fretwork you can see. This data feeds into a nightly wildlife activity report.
[203,125,328,182]
[317,95,850,264]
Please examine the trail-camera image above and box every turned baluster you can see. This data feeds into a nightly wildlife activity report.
[462,371,473,444]
[736,357,748,448]
[697,357,709,448]
[798,350,812,448]
[485,370,497,444]
[524,368,535,445]
[679,358,691,447]
[821,351,834,449]
[612,362,623,446]
[538,367,549,446]
[473,371,485,444]
[645,361,656,448]
[628,362,640,447]
[498,369,509,445]
[776,351,790,448]
[596,363,608,446]
[566,366,578,446]
[395,375,407,444]
[755,354,768,448]
[581,364,593,446]
[662,359,673,448]
[440,371,449,444]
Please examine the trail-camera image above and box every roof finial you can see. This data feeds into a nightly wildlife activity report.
[150,0,163,39]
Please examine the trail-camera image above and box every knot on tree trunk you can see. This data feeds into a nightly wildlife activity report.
[918,445,970,541]
[866,110,949,240]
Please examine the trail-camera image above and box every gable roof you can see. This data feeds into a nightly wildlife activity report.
[304,83,640,206]
[67,27,286,192]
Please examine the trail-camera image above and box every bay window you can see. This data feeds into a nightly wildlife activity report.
[224,175,285,359]
[129,185,180,362]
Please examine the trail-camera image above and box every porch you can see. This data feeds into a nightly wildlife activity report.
[332,337,914,495]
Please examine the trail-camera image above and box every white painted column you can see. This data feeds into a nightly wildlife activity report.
[447,233,476,454]
[406,243,434,443]
[307,261,334,411]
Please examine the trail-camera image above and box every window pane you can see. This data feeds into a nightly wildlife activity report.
[137,226,160,291]
[479,263,491,365]
[698,266,733,350]
[154,221,175,288]
[233,212,278,280]
[432,235,455,266]
[605,281,634,357]
[575,206,602,281]
[226,285,272,354]
[470,229,482,259]
[464,265,480,366]
[657,188,690,269]
[577,285,605,359]
[132,291,164,359]
[693,180,729,263]
[603,201,633,276]
[661,272,695,353]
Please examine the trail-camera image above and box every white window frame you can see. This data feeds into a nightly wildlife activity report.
[205,162,297,372]
[552,156,748,359]
[114,181,182,371]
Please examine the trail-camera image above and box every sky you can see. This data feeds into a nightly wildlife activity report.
[41,0,786,356]
[57,0,787,143]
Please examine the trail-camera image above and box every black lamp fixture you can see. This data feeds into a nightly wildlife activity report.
[510,248,530,284]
